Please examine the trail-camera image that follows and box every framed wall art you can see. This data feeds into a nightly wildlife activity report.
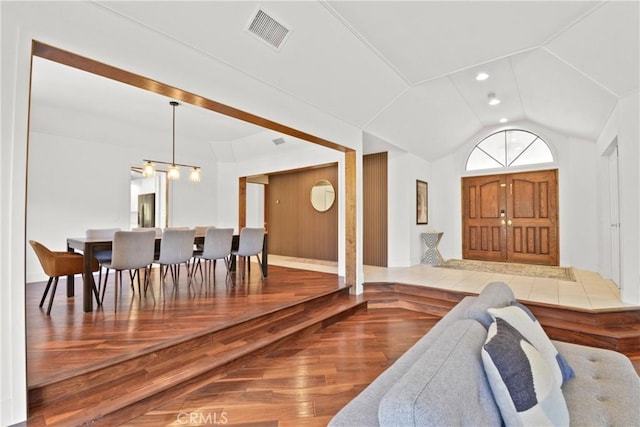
[416,180,428,224]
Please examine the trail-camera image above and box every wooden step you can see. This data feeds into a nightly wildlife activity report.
[365,282,465,316]
[525,302,640,355]
[526,301,640,327]
[28,288,366,426]
[365,282,640,358]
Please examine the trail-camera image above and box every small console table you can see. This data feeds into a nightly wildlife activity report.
[421,232,444,266]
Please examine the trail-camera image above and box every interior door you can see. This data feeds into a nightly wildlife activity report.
[506,170,559,265]
[608,146,621,287]
[462,174,507,262]
[462,169,559,265]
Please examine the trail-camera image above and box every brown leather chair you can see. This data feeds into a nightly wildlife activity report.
[29,240,99,315]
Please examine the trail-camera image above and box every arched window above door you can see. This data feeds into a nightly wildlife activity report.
[465,129,554,171]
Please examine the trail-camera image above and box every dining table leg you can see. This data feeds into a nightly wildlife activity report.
[262,234,268,277]
[82,244,96,312]
[66,242,76,297]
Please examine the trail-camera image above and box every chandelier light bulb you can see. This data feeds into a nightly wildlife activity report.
[190,167,201,183]
[167,164,180,180]
[142,161,156,177]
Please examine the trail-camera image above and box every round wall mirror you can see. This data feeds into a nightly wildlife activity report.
[310,179,335,212]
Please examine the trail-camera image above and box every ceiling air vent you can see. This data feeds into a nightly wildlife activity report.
[247,9,291,50]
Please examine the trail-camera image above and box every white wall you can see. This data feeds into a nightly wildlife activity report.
[25,130,219,283]
[167,170,218,228]
[556,134,599,270]
[387,151,432,266]
[429,121,600,271]
[1,2,363,424]
[26,132,131,281]
[430,153,461,260]
[597,91,640,305]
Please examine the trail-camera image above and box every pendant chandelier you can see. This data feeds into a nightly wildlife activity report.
[142,101,201,182]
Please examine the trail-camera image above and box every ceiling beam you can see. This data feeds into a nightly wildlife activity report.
[31,40,352,154]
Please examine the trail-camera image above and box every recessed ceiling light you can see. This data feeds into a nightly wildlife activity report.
[499,117,508,123]
[488,92,501,106]
[476,72,489,81]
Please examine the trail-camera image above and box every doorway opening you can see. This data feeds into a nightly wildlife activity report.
[130,168,167,229]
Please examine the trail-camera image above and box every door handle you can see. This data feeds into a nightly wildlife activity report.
[507,220,512,226]
[501,220,506,226]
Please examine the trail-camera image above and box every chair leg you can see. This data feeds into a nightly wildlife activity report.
[223,257,231,283]
[97,265,104,295]
[256,254,263,279]
[194,258,203,281]
[143,265,151,294]
[91,278,101,307]
[184,262,192,285]
[100,268,110,306]
[129,269,136,292]
[118,271,124,292]
[114,271,120,312]
[40,276,54,308]
[133,267,141,298]
[144,265,154,299]
[46,277,59,315]
[169,265,177,284]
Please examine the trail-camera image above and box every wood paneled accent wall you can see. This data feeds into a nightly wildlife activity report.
[267,165,338,261]
[363,152,388,267]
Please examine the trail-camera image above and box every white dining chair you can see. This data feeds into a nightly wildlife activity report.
[100,230,156,309]
[194,225,215,254]
[155,228,197,285]
[194,225,216,237]
[231,227,265,281]
[192,228,233,281]
[133,227,162,238]
[85,228,120,294]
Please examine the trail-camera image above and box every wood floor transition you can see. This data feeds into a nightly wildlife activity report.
[24,263,639,426]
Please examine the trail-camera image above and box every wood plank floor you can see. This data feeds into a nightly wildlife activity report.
[25,261,639,426]
[26,263,346,389]
[120,308,439,427]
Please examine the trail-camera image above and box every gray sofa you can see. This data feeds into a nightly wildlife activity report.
[329,282,639,426]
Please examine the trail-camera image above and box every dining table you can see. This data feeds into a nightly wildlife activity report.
[66,232,268,312]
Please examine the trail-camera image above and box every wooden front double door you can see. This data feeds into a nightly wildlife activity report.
[462,169,559,266]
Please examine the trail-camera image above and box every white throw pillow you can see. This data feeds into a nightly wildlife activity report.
[481,318,570,426]
[488,303,574,386]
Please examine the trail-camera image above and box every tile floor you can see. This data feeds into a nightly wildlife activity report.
[268,255,630,310]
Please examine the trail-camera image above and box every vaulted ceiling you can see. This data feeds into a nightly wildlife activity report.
[31,1,639,162]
